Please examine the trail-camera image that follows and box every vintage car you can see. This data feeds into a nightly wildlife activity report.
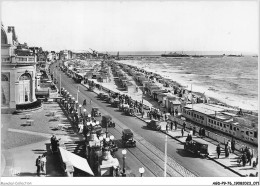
[147,120,162,131]
[124,107,135,116]
[101,115,115,128]
[112,99,120,108]
[184,138,209,158]
[91,107,102,117]
[121,129,136,148]
[98,93,104,99]
[88,86,94,92]
[103,94,110,102]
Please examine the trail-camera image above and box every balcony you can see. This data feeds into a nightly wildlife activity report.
[2,56,36,64]
[14,56,36,63]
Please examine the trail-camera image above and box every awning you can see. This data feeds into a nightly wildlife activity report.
[59,147,94,176]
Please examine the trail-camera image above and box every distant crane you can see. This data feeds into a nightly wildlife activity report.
[89,48,98,57]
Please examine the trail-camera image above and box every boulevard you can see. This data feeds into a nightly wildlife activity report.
[50,60,238,177]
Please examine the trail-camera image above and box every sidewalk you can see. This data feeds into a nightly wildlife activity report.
[1,101,83,177]
[134,113,258,177]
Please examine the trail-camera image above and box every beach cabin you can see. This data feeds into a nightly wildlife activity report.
[168,99,182,115]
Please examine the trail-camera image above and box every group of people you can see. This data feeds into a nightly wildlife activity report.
[51,135,60,154]
[35,154,46,177]
[239,146,254,167]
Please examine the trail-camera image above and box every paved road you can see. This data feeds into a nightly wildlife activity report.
[50,61,238,177]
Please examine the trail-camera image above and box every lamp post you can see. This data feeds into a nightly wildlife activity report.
[139,167,145,177]
[79,104,82,115]
[83,109,87,118]
[122,149,127,177]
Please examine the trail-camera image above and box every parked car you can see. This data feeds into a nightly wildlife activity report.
[147,120,162,131]
[184,138,209,158]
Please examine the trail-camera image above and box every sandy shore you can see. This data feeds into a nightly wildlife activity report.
[116,60,258,112]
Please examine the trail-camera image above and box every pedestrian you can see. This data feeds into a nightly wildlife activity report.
[83,99,87,106]
[175,121,177,130]
[231,139,235,153]
[199,128,202,137]
[183,122,186,131]
[242,152,247,166]
[181,128,184,137]
[166,124,168,133]
[227,140,231,153]
[216,144,221,159]
[193,127,196,135]
[225,144,229,158]
[36,156,41,176]
[164,114,167,121]
[170,121,173,131]
[201,128,205,137]
[246,148,252,166]
[40,154,47,176]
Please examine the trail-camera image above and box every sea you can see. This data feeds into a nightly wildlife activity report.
[114,52,258,111]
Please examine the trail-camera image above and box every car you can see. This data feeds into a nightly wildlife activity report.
[98,93,104,99]
[112,99,120,108]
[184,138,209,158]
[103,94,110,102]
[124,107,135,116]
[101,115,115,128]
[121,129,136,148]
[91,107,101,117]
[147,120,162,131]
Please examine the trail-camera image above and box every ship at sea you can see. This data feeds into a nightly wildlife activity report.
[161,51,190,58]
[227,53,244,57]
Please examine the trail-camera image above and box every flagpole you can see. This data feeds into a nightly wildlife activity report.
[59,73,61,95]
[77,86,79,102]
[164,134,167,177]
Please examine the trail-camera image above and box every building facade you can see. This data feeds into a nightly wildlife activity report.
[1,24,37,113]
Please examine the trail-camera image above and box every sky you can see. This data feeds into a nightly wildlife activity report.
[1,0,259,53]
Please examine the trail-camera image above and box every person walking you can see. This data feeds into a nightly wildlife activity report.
[193,126,196,135]
[175,121,177,130]
[231,139,235,153]
[83,99,87,106]
[181,128,184,137]
[227,140,231,153]
[40,154,47,176]
[170,121,173,131]
[242,152,247,166]
[225,144,229,158]
[36,156,41,176]
[216,144,221,159]
[166,124,169,133]
[183,122,186,131]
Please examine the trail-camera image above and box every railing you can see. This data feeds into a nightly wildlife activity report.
[16,100,42,111]
[14,56,36,63]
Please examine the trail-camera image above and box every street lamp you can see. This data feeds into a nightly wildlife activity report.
[122,149,127,177]
[139,167,145,177]
[79,104,82,115]
[83,109,87,117]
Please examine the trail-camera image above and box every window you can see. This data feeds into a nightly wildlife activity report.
[245,131,249,135]
[217,122,219,126]
[1,74,9,81]
[234,127,236,131]
[214,121,216,125]
[254,132,257,138]
[224,124,226,128]
[220,123,222,127]
[230,125,232,130]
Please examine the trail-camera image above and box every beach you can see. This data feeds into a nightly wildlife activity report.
[116,56,258,112]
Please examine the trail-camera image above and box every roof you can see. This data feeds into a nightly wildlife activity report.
[123,129,133,134]
[184,103,235,115]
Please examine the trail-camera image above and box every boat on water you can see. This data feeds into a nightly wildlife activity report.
[227,53,244,57]
[161,52,190,58]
